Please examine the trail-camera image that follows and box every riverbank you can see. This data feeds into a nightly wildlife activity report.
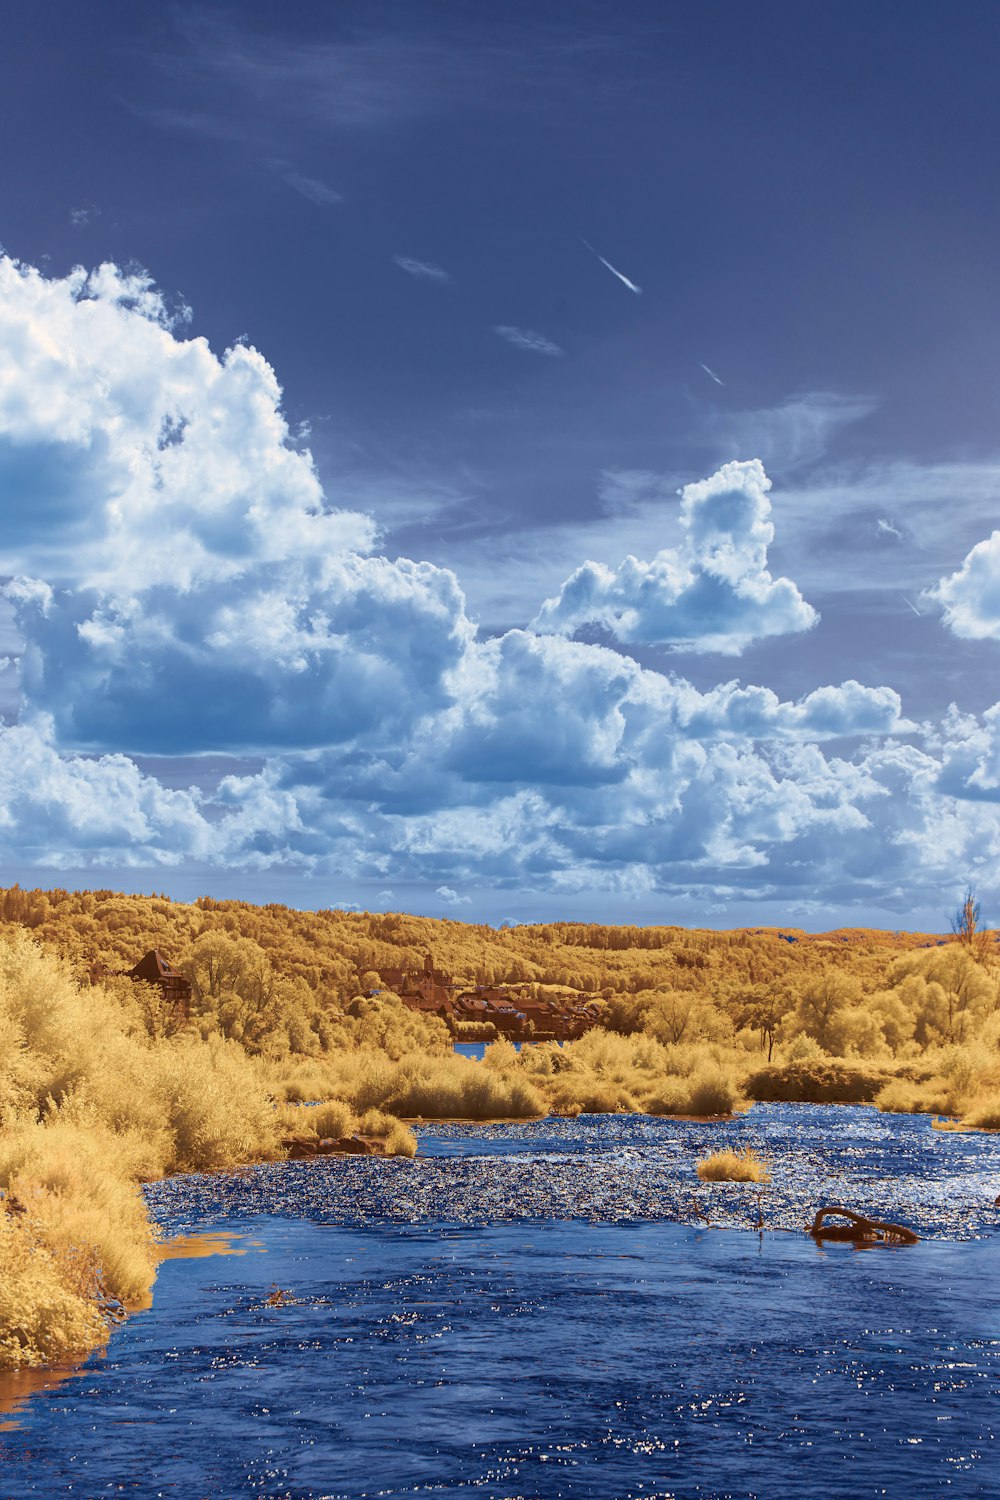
[4,1106,1000,1498]
[6,901,1000,1377]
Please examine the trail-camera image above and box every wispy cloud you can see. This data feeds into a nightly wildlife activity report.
[493,325,563,356]
[581,238,641,295]
[877,517,903,539]
[393,255,450,282]
[70,205,100,227]
[155,14,454,136]
[706,392,877,472]
[597,469,679,517]
[144,11,650,150]
[271,161,342,205]
[699,362,724,386]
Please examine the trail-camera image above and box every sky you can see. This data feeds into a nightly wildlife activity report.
[2,1,1000,931]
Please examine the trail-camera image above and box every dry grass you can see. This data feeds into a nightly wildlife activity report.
[0,932,423,1369]
[696,1147,771,1184]
[0,1119,159,1368]
[957,1094,1000,1130]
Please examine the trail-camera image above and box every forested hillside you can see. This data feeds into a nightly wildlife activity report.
[0,883,963,1060]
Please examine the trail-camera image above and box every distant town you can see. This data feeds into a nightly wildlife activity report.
[373,953,603,1041]
[104,947,604,1043]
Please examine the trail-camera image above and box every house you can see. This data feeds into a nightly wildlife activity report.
[127,950,192,1021]
[377,952,456,1009]
[454,987,526,1037]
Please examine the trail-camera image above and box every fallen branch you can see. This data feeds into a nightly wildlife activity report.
[808,1205,919,1245]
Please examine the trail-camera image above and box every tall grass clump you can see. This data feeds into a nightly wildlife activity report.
[696,1147,770,1183]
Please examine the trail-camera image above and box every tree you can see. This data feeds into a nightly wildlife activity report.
[735,982,793,1062]
[950,888,994,963]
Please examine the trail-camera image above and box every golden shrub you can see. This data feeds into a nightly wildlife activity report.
[696,1148,770,1184]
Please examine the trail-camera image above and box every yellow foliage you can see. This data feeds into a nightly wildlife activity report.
[0,930,414,1370]
[697,1147,770,1183]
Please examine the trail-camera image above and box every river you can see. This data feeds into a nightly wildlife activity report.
[2,1105,999,1498]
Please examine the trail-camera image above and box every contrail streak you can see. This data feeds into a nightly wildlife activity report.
[699,362,724,386]
[901,595,922,617]
[581,238,642,295]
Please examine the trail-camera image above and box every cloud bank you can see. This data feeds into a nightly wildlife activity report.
[0,254,990,918]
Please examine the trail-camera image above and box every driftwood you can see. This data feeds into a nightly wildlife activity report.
[808,1205,919,1246]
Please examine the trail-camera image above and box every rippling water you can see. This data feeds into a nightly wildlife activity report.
[3,1105,1000,1498]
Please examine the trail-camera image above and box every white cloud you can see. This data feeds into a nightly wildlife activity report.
[928,530,1000,640]
[439,633,903,796]
[0,256,475,756]
[0,255,373,593]
[0,253,989,921]
[493,325,563,357]
[532,459,816,653]
[393,256,450,282]
[0,716,214,866]
[13,555,474,755]
[436,884,471,905]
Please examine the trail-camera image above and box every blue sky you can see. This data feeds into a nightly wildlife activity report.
[2,1,1000,929]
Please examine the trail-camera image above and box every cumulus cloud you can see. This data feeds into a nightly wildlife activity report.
[443,633,904,790]
[0,255,477,755]
[0,253,976,919]
[929,530,1000,640]
[15,555,473,754]
[436,884,471,905]
[493,325,563,356]
[0,256,372,591]
[0,717,249,867]
[922,702,1000,802]
[532,459,817,654]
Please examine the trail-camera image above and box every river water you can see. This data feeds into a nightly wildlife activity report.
[2,1105,999,1498]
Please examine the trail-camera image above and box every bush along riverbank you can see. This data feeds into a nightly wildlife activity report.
[0,934,417,1369]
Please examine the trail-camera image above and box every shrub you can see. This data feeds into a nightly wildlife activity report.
[960,1094,1000,1130]
[685,1066,747,1117]
[747,1060,889,1104]
[874,1079,952,1115]
[307,1099,356,1140]
[388,1057,546,1120]
[696,1147,770,1184]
